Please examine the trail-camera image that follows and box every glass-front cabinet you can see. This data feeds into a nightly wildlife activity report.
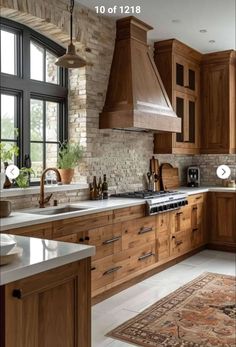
[153,39,201,154]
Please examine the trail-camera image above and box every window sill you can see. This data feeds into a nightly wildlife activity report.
[0,183,89,198]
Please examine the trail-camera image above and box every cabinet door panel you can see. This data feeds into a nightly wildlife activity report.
[211,193,236,244]
[202,64,229,150]
[4,260,90,347]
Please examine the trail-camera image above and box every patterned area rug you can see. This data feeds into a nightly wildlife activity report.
[107,272,236,346]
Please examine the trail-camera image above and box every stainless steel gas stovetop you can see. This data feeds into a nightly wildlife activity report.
[111,190,188,215]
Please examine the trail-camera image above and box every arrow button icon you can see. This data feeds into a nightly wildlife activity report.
[216,165,231,180]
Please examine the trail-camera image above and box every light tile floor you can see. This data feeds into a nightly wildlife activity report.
[92,250,236,347]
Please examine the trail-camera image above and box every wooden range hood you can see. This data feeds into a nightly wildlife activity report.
[100,16,181,133]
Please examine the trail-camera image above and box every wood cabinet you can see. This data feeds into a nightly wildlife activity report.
[201,51,236,153]
[8,194,208,300]
[208,193,236,250]
[189,194,206,248]
[1,259,91,347]
[153,39,201,154]
[5,222,53,239]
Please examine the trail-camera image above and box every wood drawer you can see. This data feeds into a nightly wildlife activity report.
[113,205,145,223]
[52,211,113,238]
[188,194,204,205]
[87,224,122,261]
[91,256,119,291]
[113,242,156,280]
[121,216,156,250]
[54,233,78,243]
[170,230,190,256]
[9,223,53,239]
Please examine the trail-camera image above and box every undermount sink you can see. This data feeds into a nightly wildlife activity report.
[27,206,92,216]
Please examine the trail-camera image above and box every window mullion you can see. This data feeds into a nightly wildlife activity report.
[22,91,31,168]
[43,100,46,170]
[22,29,30,79]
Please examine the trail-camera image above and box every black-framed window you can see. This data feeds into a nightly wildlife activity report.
[0,17,68,182]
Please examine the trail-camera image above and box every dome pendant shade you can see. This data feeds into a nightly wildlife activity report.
[55,43,86,68]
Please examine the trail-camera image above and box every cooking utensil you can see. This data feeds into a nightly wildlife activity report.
[150,156,160,191]
[160,163,180,190]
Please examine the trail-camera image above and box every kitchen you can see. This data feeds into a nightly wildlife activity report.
[0,0,235,346]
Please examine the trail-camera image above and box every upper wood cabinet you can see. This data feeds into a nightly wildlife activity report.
[201,51,236,153]
[153,39,202,154]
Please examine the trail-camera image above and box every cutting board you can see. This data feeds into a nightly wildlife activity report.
[150,156,160,191]
[160,163,180,191]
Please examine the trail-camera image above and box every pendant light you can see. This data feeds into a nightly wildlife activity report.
[55,0,86,68]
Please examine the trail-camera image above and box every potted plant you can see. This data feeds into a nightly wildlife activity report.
[58,141,83,184]
[15,167,35,188]
[0,142,19,189]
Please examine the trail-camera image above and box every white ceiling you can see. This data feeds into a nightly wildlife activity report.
[76,0,235,53]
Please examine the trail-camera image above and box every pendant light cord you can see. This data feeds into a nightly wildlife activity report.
[69,0,74,44]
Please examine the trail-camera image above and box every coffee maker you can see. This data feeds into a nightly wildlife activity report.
[187,167,200,187]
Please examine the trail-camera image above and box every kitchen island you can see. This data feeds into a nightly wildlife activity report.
[0,235,95,347]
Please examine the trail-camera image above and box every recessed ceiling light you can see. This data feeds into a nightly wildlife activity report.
[199,29,207,33]
[172,19,181,23]
[209,40,216,44]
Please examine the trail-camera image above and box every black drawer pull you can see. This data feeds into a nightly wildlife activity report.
[195,196,201,200]
[138,226,153,235]
[103,236,121,245]
[176,212,183,216]
[192,228,199,232]
[85,236,90,241]
[192,207,198,211]
[176,240,183,246]
[91,266,96,271]
[79,237,84,242]
[138,252,155,261]
[12,289,22,299]
[103,266,122,276]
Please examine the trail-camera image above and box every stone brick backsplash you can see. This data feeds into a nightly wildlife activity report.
[1,0,235,209]
[5,189,90,211]
[192,154,236,186]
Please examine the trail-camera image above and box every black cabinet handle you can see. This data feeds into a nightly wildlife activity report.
[103,266,122,276]
[176,212,183,216]
[79,237,84,242]
[85,236,90,241]
[192,228,199,232]
[138,252,155,261]
[103,236,121,245]
[138,226,153,235]
[195,196,201,200]
[91,266,96,271]
[176,240,183,246]
[192,207,198,211]
[12,289,22,299]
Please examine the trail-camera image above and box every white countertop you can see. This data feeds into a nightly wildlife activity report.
[0,186,235,232]
[0,234,95,285]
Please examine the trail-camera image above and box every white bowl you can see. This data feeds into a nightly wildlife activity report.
[0,234,17,255]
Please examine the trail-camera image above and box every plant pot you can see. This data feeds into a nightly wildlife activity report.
[0,200,12,218]
[58,168,74,184]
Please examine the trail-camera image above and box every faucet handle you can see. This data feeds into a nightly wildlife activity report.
[44,193,53,204]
